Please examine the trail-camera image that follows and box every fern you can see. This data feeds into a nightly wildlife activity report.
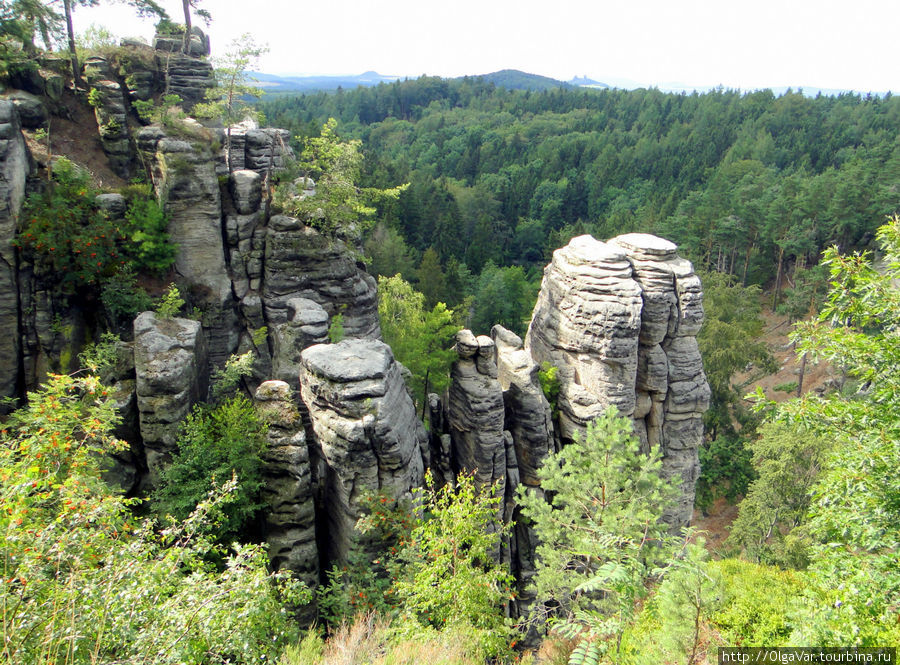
[568,641,601,665]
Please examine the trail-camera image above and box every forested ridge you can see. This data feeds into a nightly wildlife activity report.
[262,79,900,302]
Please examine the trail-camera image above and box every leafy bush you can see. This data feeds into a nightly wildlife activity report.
[101,265,153,327]
[0,373,305,665]
[151,394,268,544]
[538,361,560,419]
[17,158,124,290]
[122,191,176,273]
[328,311,345,343]
[155,283,184,319]
[317,491,414,626]
[391,472,515,659]
[695,432,757,512]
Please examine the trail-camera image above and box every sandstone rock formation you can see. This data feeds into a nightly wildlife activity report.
[0,101,29,408]
[254,380,318,623]
[133,312,208,484]
[83,57,134,178]
[263,215,381,340]
[139,124,239,370]
[298,339,426,561]
[526,233,709,527]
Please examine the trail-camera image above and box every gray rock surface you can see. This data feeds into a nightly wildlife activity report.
[156,52,215,110]
[525,233,710,527]
[254,380,318,624]
[298,339,426,561]
[133,312,208,485]
[271,298,329,389]
[447,330,507,493]
[0,101,29,408]
[2,90,48,129]
[525,235,644,441]
[140,124,239,370]
[263,217,381,340]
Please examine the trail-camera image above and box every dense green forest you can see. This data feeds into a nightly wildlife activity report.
[262,79,900,323]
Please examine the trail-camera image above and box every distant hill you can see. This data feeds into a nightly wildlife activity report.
[251,71,401,93]
[569,75,609,89]
[468,69,571,91]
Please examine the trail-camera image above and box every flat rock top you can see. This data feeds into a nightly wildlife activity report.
[301,339,393,382]
[609,233,678,256]
[563,235,628,264]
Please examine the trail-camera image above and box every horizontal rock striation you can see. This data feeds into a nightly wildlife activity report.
[526,233,709,527]
[133,312,208,485]
[298,339,426,561]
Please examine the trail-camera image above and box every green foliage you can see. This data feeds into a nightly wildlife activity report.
[695,432,756,511]
[210,351,255,402]
[317,491,414,626]
[155,283,184,318]
[772,381,798,393]
[377,274,459,406]
[364,222,418,281]
[707,558,803,646]
[275,118,408,237]
[0,373,304,665]
[101,265,153,327]
[538,361,561,419]
[87,86,102,108]
[519,407,679,657]
[469,261,538,336]
[328,311,345,343]
[151,394,268,544]
[121,191,176,273]
[391,472,515,659]
[78,331,121,375]
[17,158,125,290]
[742,216,900,645]
[777,263,829,322]
[624,539,721,665]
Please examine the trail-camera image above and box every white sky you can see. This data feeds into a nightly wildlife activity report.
[77,0,899,92]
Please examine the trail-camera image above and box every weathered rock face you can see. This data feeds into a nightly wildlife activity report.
[153,26,211,58]
[0,101,30,408]
[156,52,215,111]
[298,339,426,561]
[271,298,329,389]
[83,57,135,178]
[2,91,48,129]
[263,215,381,340]
[525,233,709,527]
[447,330,508,491]
[254,380,318,624]
[526,235,644,441]
[608,233,710,525]
[139,124,239,370]
[133,312,209,485]
[218,126,293,177]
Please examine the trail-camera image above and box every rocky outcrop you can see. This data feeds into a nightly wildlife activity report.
[525,233,709,527]
[156,52,215,111]
[0,101,30,408]
[608,233,710,525]
[2,91,48,129]
[133,312,209,484]
[139,123,239,370]
[526,235,644,441]
[83,57,134,178]
[153,26,211,58]
[446,330,507,491]
[263,215,381,340]
[298,339,426,561]
[271,298,329,389]
[254,380,318,623]
[218,126,293,177]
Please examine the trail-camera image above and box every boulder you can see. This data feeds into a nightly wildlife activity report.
[2,91,48,129]
[298,339,426,561]
[133,312,208,484]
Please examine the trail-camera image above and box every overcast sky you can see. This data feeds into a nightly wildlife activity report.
[77,0,898,92]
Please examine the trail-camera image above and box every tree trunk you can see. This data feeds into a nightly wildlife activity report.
[181,0,193,54]
[797,352,807,397]
[62,0,83,91]
[772,244,785,310]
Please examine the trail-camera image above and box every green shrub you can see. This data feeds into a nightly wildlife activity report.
[78,331,121,375]
[328,312,345,343]
[696,432,756,512]
[773,381,798,393]
[0,373,305,665]
[151,394,268,544]
[101,265,153,327]
[155,283,184,319]
[17,158,125,290]
[707,559,802,646]
[538,361,560,419]
[122,192,176,273]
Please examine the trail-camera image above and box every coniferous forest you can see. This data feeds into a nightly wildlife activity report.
[1,4,899,664]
